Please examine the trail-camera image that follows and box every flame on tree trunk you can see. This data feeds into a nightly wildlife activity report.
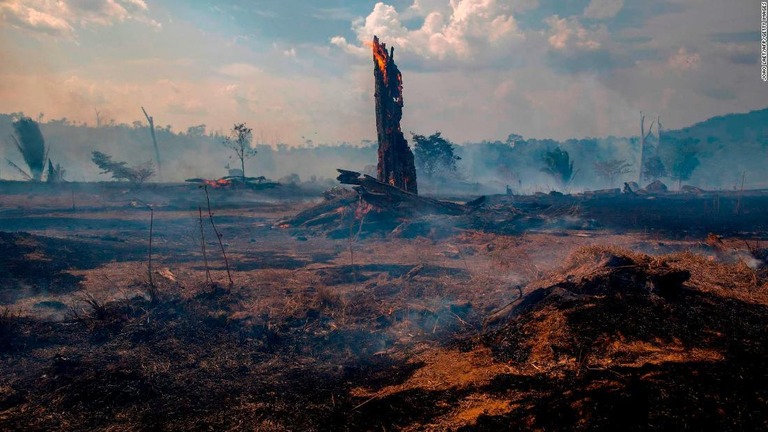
[372,36,418,194]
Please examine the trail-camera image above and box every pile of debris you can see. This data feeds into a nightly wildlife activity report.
[277,170,487,238]
[480,244,768,375]
[467,249,768,430]
[484,246,690,331]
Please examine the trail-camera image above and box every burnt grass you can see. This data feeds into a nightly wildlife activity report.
[2,186,768,430]
[503,191,768,237]
[0,232,146,299]
[479,287,768,431]
[1,292,402,430]
[0,286,489,431]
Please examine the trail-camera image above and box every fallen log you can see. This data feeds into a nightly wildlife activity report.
[276,170,485,237]
[336,169,469,216]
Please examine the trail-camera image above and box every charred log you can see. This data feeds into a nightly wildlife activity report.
[372,36,418,194]
[275,170,484,237]
[337,170,466,216]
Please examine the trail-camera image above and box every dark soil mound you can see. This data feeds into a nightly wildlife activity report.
[476,246,768,431]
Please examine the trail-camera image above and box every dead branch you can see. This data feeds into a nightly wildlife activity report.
[5,158,32,180]
[203,185,234,289]
[199,206,213,285]
[142,106,162,181]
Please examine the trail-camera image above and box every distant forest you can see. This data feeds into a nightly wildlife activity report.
[1,108,767,192]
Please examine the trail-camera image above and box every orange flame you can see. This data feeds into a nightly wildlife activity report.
[203,178,232,189]
[355,201,374,219]
[369,38,389,83]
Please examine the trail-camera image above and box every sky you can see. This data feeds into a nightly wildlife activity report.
[0,0,766,145]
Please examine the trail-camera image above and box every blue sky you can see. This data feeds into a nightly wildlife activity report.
[0,0,765,144]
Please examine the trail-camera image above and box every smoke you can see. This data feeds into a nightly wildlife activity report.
[0,107,765,191]
[0,115,380,183]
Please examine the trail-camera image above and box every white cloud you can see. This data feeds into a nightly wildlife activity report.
[583,0,624,20]
[332,1,525,65]
[0,0,159,37]
[545,15,603,51]
[0,1,74,36]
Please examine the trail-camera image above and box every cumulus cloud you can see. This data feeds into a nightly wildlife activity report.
[545,15,603,51]
[0,0,159,37]
[332,1,525,67]
[583,0,624,20]
[543,15,630,74]
[0,1,74,35]
[330,35,367,56]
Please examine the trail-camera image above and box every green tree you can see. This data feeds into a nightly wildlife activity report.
[222,122,257,184]
[642,155,667,182]
[9,117,47,181]
[186,124,207,137]
[593,159,633,187]
[91,151,154,185]
[665,137,700,189]
[542,147,574,189]
[411,131,461,179]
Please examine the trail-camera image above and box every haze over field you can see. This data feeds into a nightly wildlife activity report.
[1,0,766,145]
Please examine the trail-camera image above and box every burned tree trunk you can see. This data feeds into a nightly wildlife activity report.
[638,111,655,185]
[142,106,162,182]
[372,36,418,194]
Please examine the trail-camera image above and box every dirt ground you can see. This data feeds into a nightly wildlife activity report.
[1,182,767,431]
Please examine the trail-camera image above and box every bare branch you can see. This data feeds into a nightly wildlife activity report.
[6,159,32,180]
[644,120,656,141]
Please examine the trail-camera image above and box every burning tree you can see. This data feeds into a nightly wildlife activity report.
[91,151,155,185]
[7,117,47,181]
[372,36,418,194]
[593,159,632,187]
[222,122,257,184]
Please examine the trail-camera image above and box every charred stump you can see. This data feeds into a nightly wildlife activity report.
[372,36,418,194]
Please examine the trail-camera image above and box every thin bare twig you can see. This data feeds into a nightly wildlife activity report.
[199,206,213,285]
[133,198,158,302]
[203,185,234,289]
[148,205,154,291]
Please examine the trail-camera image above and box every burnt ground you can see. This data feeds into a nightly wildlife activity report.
[1,182,768,431]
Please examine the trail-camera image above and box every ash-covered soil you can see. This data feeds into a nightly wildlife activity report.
[1,183,767,431]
